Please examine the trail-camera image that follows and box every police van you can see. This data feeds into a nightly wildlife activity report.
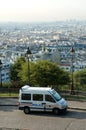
[18,85,68,114]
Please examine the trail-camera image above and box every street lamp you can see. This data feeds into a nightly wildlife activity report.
[70,47,75,95]
[26,47,31,85]
[0,60,2,87]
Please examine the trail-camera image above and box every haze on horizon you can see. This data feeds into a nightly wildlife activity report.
[0,0,86,23]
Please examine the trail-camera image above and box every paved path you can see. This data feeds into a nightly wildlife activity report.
[0,98,18,106]
[0,97,86,111]
[68,100,86,110]
[0,128,28,130]
[0,102,86,130]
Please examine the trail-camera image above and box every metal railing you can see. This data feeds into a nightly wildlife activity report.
[0,88,86,101]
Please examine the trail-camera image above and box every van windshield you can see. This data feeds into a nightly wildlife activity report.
[51,90,61,101]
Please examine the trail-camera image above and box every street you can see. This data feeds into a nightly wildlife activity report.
[0,106,86,130]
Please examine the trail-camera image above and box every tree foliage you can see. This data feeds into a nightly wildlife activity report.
[10,57,70,88]
[18,60,70,88]
[10,56,25,81]
[9,56,86,91]
[74,68,86,90]
[18,62,29,84]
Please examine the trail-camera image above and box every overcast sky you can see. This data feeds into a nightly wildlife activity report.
[0,0,86,22]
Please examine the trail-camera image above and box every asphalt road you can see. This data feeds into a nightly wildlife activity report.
[0,106,86,130]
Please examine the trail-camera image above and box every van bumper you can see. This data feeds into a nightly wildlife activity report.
[59,107,67,114]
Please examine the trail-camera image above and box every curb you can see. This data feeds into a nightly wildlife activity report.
[0,105,18,106]
[0,104,86,111]
[0,128,29,130]
[68,107,86,111]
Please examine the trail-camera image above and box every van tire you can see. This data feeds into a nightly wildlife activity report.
[53,108,59,115]
[24,107,30,114]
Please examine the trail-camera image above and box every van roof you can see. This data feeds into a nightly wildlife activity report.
[21,85,52,92]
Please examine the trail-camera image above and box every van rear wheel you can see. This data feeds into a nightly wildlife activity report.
[53,108,59,115]
[24,107,30,114]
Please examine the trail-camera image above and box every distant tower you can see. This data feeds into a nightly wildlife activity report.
[51,48,60,63]
[42,44,46,53]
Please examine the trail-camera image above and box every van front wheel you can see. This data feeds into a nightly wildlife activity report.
[53,108,59,115]
[24,107,30,114]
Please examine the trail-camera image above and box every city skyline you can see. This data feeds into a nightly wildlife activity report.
[0,0,86,22]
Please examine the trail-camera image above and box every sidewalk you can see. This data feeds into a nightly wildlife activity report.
[0,128,28,130]
[0,97,86,111]
[0,97,18,106]
[68,100,86,111]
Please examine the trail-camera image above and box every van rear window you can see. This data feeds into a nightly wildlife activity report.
[22,94,31,100]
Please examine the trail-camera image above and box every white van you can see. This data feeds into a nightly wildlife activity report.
[18,85,68,114]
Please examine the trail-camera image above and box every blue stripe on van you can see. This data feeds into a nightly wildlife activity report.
[30,107,52,111]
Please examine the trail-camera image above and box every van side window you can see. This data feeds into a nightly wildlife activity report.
[45,95,55,103]
[22,94,31,100]
[33,94,43,101]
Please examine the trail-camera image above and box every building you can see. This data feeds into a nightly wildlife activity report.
[0,62,10,84]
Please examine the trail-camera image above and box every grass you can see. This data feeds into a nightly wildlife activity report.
[0,93,18,97]
[63,94,86,101]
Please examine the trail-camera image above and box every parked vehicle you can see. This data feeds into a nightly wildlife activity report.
[18,85,68,114]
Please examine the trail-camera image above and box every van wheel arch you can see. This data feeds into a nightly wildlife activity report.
[24,106,30,114]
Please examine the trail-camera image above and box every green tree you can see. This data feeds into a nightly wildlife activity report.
[18,62,29,84]
[18,60,70,89]
[74,68,86,90]
[10,56,25,82]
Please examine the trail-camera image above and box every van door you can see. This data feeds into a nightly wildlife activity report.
[45,94,57,112]
[31,94,44,111]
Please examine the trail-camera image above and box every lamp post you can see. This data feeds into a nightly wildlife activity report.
[26,47,31,85]
[0,60,2,87]
[70,47,75,95]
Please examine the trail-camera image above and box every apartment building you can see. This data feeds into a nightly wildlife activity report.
[0,62,10,84]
